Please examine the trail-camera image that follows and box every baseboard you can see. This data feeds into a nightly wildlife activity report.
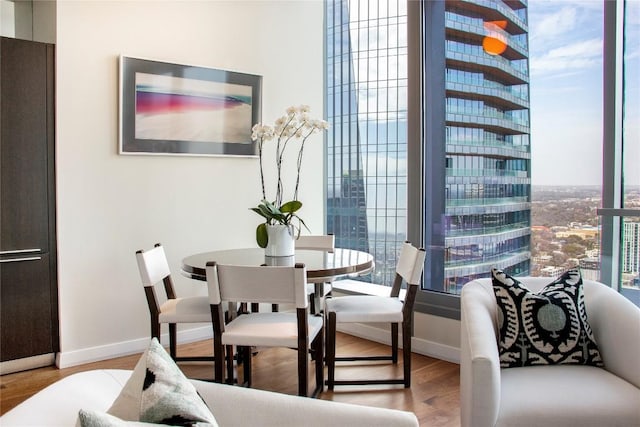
[56,326,213,369]
[337,323,460,364]
[1,353,56,375]
[412,335,460,364]
[57,324,458,369]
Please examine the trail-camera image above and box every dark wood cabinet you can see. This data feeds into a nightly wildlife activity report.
[0,37,58,366]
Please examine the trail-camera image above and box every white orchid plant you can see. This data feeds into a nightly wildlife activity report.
[250,105,329,248]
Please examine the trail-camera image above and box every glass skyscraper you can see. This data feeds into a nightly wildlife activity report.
[442,0,531,293]
[326,0,531,292]
[326,0,409,287]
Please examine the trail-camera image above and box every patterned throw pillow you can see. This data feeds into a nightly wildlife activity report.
[105,338,217,427]
[491,268,604,368]
[78,409,214,426]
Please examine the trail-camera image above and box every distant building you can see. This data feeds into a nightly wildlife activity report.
[327,170,369,253]
[442,0,531,290]
[585,249,600,258]
[533,254,552,264]
[555,228,599,239]
[622,220,640,274]
[579,258,600,282]
[531,226,550,232]
[540,266,564,277]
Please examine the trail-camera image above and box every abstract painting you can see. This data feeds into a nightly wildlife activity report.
[119,56,261,156]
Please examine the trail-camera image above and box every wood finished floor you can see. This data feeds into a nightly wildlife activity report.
[0,333,460,427]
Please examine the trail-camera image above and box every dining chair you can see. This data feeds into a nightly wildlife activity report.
[205,261,324,397]
[294,234,335,252]
[324,241,426,389]
[295,234,335,314]
[136,243,214,363]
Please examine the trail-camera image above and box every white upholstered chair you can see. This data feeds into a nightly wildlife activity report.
[205,261,324,397]
[135,243,214,362]
[460,277,640,427]
[295,234,335,252]
[295,234,335,314]
[324,241,426,389]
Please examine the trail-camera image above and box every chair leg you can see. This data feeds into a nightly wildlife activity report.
[150,319,160,341]
[169,323,178,359]
[213,337,225,383]
[242,346,252,387]
[225,345,235,385]
[391,322,398,364]
[310,283,325,315]
[326,311,337,391]
[309,294,317,315]
[403,322,411,388]
[314,331,324,396]
[298,343,308,397]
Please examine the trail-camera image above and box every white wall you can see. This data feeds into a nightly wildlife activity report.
[55,0,325,367]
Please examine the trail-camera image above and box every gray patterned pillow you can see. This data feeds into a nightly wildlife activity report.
[79,409,214,426]
[491,268,604,368]
[105,338,217,426]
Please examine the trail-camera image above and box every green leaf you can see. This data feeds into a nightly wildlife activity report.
[297,216,310,233]
[280,200,302,213]
[256,223,268,248]
[250,207,269,220]
[257,204,274,218]
[263,200,282,215]
[270,213,288,224]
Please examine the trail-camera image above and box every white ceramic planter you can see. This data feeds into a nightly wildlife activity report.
[265,224,295,257]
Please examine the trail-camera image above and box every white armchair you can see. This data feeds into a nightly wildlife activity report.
[460,277,640,427]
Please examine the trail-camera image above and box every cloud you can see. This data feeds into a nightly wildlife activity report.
[531,38,602,75]
[531,7,578,41]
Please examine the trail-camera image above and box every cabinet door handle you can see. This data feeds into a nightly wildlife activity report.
[0,256,42,263]
[0,249,41,255]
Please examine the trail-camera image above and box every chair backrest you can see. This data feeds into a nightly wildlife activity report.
[206,262,309,309]
[295,234,335,252]
[395,241,426,286]
[136,244,171,287]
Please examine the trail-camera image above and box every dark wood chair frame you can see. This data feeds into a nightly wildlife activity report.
[208,261,324,398]
[325,246,424,389]
[295,234,335,315]
[139,243,215,363]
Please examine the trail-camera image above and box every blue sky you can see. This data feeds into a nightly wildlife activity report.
[528,0,639,187]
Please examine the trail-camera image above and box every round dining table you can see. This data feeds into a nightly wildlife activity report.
[181,247,374,283]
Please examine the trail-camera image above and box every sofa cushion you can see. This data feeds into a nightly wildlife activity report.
[497,365,640,427]
[491,268,603,368]
[191,377,420,427]
[107,338,217,426]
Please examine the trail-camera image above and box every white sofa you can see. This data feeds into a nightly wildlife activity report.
[460,278,640,427]
[0,369,419,427]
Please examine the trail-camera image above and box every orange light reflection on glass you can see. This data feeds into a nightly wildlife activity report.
[483,20,508,56]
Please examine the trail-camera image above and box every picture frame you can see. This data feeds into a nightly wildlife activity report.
[119,55,261,156]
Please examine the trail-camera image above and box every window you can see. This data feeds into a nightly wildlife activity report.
[325,0,409,287]
[325,0,639,315]
[599,0,640,306]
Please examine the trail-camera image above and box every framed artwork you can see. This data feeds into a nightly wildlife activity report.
[119,56,261,156]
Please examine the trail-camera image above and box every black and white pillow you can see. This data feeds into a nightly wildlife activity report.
[79,409,214,427]
[491,268,604,368]
[103,338,217,426]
